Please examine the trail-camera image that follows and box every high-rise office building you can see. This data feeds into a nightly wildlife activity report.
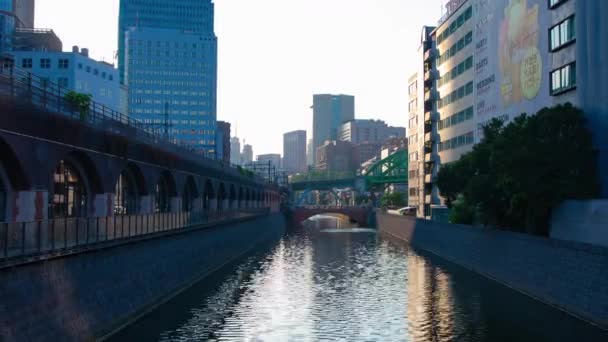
[283,130,307,174]
[118,0,218,156]
[312,94,355,163]
[338,119,406,164]
[241,144,253,164]
[0,0,35,52]
[230,137,241,165]
[412,0,608,217]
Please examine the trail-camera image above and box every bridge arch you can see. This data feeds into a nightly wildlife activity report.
[293,207,370,226]
[48,151,103,219]
[202,179,214,212]
[229,184,236,210]
[238,187,244,209]
[0,137,29,222]
[154,170,176,213]
[217,183,227,212]
[114,162,146,215]
[182,176,198,212]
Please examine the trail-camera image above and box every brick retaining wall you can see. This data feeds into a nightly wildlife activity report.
[0,214,285,341]
[377,211,608,329]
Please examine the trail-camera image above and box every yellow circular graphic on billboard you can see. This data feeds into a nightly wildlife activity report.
[520,47,542,100]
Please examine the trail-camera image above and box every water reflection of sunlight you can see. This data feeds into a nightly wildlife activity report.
[303,213,356,229]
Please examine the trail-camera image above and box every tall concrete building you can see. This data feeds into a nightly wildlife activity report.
[230,137,241,165]
[241,144,253,164]
[307,138,314,167]
[312,94,355,163]
[216,121,231,164]
[0,0,35,52]
[410,0,608,218]
[283,130,307,174]
[316,140,360,173]
[118,0,218,156]
[339,119,406,164]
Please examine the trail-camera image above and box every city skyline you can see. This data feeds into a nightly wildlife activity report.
[34,0,444,155]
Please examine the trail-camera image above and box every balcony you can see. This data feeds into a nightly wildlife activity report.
[425,131,437,142]
[424,121,433,134]
[424,69,437,83]
[425,194,432,204]
[424,48,437,61]
[424,143,433,154]
[424,153,435,163]
[425,174,433,184]
[424,89,438,102]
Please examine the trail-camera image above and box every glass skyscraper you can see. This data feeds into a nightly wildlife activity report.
[0,0,35,52]
[118,0,218,156]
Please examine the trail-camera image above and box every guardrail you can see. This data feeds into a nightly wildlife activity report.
[0,209,268,268]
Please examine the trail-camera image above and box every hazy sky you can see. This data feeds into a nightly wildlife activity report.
[36,0,444,157]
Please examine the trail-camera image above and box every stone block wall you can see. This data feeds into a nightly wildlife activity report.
[0,214,286,341]
[377,212,608,329]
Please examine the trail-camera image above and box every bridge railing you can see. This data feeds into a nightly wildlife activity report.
[0,208,268,267]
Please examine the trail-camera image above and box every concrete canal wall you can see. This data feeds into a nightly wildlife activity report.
[377,211,608,329]
[0,213,286,342]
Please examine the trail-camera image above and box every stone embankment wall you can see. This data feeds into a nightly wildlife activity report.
[0,214,286,342]
[377,211,608,329]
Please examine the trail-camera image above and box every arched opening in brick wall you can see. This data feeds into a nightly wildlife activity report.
[229,184,236,209]
[155,171,176,213]
[115,163,145,215]
[182,176,198,212]
[203,179,215,212]
[217,183,227,212]
[50,160,88,218]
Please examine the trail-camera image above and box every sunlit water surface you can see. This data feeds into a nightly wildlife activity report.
[111,215,607,341]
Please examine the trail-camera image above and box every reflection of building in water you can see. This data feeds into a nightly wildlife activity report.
[406,252,455,341]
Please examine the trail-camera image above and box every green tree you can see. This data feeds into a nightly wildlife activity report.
[380,192,406,208]
[64,91,92,121]
[437,104,599,236]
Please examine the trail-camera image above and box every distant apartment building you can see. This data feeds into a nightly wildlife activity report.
[230,137,241,165]
[410,0,608,217]
[118,0,218,156]
[256,154,282,170]
[9,47,122,111]
[316,140,360,173]
[312,94,355,163]
[283,130,307,174]
[216,121,231,164]
[241,144,253,164]
[407,72,424,215]
[339,119,406,163]
[0,0,35,52]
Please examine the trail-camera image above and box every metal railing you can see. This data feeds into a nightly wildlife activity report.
[0,60,268,184]
[0,208,269,266]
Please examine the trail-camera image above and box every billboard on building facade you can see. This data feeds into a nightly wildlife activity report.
[473,0,550,140]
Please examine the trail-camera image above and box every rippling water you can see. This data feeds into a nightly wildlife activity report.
[112,216,607,341]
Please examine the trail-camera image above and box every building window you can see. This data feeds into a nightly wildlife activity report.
[436,6,472,45]
[549,0,568,9]
[438,132,475,152]
[40,58,51,69]
[85,66,91,72]
[550,62,576,95]
[550,16,575,51]
[78,63,83,69]
[438,106,474,131]
[22,58,32,68]
[58,77,68,88]
[93,69,98,75]
[58,59,69,69]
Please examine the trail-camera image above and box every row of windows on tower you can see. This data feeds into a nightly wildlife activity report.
[132,89,207,96]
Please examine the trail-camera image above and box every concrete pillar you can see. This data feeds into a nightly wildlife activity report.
[170,197,181,213]
[209,199,218,212]
[140,195,153,214]
[192,198,203,212]
[93,193,114,217]
[14,190,48,222]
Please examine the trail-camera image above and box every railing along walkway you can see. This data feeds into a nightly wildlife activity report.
[0,209,269,269]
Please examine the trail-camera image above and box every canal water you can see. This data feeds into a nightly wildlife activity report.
[110,215,607,341]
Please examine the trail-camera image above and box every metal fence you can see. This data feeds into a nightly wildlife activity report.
[0,209,268,265]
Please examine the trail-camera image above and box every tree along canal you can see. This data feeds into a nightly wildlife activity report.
[109,215,607,341]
